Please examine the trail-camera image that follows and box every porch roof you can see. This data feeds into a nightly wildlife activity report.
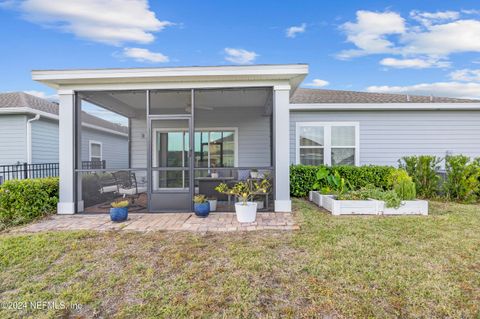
[32,64,308,93]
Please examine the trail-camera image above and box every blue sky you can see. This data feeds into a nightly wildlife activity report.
[1,0,480,101]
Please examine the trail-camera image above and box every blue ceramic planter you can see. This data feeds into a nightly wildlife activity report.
[110,207,128,222]
[194,202,210,217]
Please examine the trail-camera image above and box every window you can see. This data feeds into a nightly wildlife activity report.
[89,141,102,162]
[194,130,236,168]
[296,122,359,166]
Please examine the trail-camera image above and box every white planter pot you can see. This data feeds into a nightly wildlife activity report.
[234,202,257,223]
[250,172,259,178]
[211,172,219,178]
[208,199,217,211]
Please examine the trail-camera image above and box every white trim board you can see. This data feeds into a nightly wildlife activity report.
[290,103,480,111]
[0,107,128,137]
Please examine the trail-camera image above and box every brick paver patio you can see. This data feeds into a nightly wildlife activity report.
[16,212,298,233]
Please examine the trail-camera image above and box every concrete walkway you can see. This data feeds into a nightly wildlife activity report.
[16,212,298,233]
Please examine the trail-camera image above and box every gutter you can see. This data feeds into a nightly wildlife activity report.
[289,103,480,111]
[26,114,41,164]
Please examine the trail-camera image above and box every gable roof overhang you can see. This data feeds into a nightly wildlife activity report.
[32,64,309,94]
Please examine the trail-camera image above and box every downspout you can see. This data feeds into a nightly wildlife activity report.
[26,114,41,164]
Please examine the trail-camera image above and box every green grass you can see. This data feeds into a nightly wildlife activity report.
[0,199,479,318]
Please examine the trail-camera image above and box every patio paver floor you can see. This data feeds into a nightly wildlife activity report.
[15,212,298,233]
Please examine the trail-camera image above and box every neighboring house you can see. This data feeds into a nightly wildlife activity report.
[0,92,128,168]
[31,64,480,214]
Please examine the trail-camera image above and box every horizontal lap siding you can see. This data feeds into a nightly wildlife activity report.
[80,128,129,169]
[130,107,271,168]
[0,115,26,164]
[290,110,480,167]
[31,118,59,163]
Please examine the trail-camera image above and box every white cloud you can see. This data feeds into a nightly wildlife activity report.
[449,69,480,81]
[402,20,480,56]
[338,10,480,68]
[304,79,329,87]
[10,0,171,45]
[410,10,460,26]
[23,90,58,101]
[338,11,405,59]
[121,47,169,62]
[224,48,258,64]
[366,82,480,99]
[380,57,450,69]
[286,23,306,38]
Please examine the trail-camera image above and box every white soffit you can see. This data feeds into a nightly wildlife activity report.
[32,64,308,92]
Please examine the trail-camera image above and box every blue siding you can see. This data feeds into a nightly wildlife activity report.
[31,118,59,163]
[0,115,26,164]
[290,110,480,167]
[80,128,129,169]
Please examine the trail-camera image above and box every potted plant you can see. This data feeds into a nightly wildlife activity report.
[193,194,210,217]
[207,197,217,211]
[215,179,270,222]
[250,169,259,179]
[110,200,129,222]
[211,165,219,178]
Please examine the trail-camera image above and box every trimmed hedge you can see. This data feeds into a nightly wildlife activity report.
[290,165,395,197]
[0,177,59,230]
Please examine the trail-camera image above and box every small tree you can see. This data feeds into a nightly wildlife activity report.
[215,179,270,205]
[399,155,441,198]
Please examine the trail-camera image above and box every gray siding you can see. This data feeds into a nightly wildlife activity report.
[31,118,59,163]
[0,115,26,164]
[80,128,129,169]
[290,110,480,167]
[130,106,271,168]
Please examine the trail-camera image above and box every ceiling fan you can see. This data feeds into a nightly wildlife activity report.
[185,102,214,113]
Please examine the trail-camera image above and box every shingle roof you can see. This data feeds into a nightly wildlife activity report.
[290,88,480,104]
[0,92,128,134]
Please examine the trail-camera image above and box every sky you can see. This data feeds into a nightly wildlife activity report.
[1,0,480,105]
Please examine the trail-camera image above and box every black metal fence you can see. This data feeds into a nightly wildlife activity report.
[82,160,106,169]
[0,162,59,185]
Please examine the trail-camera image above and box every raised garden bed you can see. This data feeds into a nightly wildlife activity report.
[309,191,428,216]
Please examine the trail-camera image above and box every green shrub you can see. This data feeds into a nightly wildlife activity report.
[443,155,480,202]
[399,155,441,198]
[290,165,395,197]
[389,169,416,200]
[0,177,59,230]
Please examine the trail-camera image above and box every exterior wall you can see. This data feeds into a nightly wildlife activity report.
[31,118,59,163]
[130,106,271,168]
[290,110,480,167]
[0,115,27,164]
[80,127,128,169]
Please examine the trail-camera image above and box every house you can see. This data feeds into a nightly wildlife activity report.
[0,92,129,168]
[31,64,480,214]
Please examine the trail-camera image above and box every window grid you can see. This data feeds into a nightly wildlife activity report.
[296,122,359,166]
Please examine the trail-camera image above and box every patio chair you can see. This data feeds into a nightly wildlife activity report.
[113,171,147,199]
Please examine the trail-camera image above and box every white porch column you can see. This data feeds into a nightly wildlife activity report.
[273,85,292,212]
[57,90,76,214]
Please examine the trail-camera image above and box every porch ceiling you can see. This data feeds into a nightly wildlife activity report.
[79,87,273,118]
[32,64,308,93]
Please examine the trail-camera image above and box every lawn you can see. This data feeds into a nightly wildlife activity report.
[0,199,479,318]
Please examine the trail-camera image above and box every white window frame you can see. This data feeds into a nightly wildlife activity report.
[151,127,239,191]
[88,140,103,162]
[296,122,360,166]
